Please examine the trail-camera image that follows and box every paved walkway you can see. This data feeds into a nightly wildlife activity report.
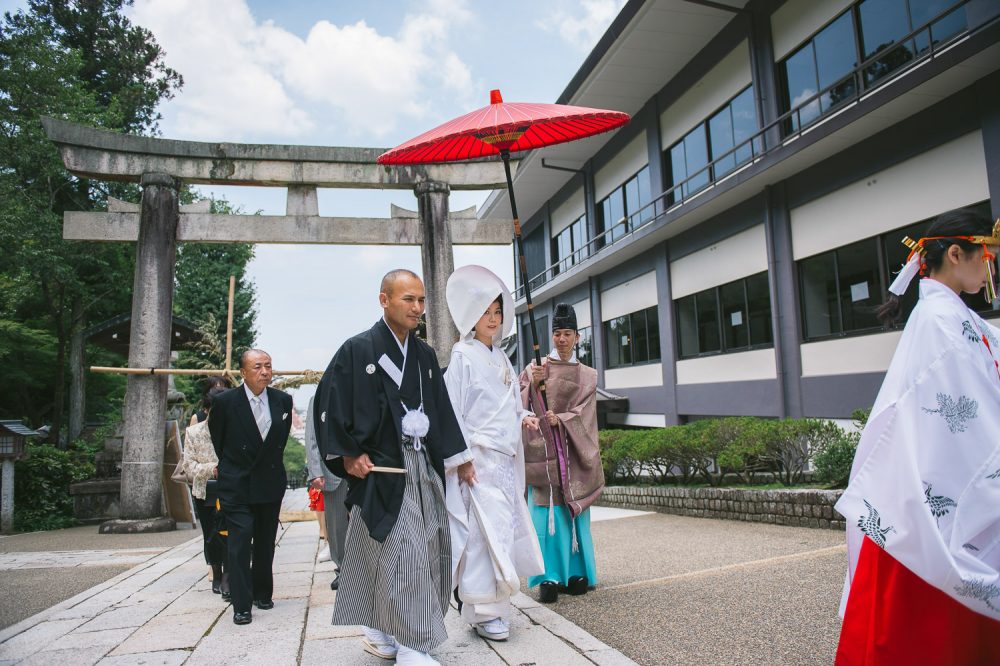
[0,511,640,666]
[0,496,849,665]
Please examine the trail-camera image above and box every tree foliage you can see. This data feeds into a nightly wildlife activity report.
[0,2,224,442]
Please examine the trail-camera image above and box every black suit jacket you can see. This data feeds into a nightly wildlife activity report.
[313,319,468,541]
[208,385,293,505]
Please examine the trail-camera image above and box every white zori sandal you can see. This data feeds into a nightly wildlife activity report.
[361,627,398,659]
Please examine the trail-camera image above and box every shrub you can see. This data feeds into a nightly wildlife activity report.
[283,436,307,488]
[715,417,771,484]
[676,420,728,485]
[13,441,97,532]
[811,410,867,488]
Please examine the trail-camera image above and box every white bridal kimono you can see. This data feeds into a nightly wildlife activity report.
[444,339,544,624]
[836,278,1000,626]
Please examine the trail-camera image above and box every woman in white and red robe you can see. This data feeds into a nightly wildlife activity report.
[835,209,1000,664]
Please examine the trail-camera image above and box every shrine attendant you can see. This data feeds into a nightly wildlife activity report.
[835,209,1000,664]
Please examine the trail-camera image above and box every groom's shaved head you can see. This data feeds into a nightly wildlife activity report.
[380,269,421,296]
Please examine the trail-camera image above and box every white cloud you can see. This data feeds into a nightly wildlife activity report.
[128,0,476,142]
[536,0,627,53]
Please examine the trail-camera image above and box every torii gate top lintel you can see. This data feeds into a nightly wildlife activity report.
[41,116,517,190]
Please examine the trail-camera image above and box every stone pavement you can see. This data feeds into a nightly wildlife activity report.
[0,511,639,666]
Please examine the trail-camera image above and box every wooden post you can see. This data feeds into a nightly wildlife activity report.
[226,275,235,374]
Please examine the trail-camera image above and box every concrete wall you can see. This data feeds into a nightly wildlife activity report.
[660,40,752,150]
[595,132,649,201]
[670,223,768,298]
[551,186,586,236]
[790,131,990,260]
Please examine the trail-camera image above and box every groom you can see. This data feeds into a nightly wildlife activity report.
[313,269,474,665]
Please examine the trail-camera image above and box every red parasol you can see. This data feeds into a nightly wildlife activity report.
[378,90,630,382]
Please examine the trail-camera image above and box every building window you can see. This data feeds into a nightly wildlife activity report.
[603,305,660,369]
[666,85,758,204]
[596,165,652,247]
[576,326,593,367]
[778,11,857,133]
[676,272,773,359]
[859,0,965,86]
[778,0,967,134]
[551,215,588,275]
[799,201,997,341]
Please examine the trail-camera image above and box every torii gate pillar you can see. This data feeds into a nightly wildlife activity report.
[416,181,459,365]
[105,173,179,532]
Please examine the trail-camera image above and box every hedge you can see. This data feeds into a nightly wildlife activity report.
[600,412,868,489]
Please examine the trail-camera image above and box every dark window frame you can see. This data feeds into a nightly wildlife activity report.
[550,214,588,276]
[603,305,661,370]
[798,202,999,343]
[675,271,775,360]
[595,164,652,248]
[775,0,967,134]
[664,84,759,207]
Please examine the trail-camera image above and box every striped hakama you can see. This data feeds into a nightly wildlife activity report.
[332,441,451,652]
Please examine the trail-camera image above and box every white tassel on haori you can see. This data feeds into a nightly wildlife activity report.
[571,519,579,553]
[401,406,429,451]
[548,486,556,536]
[889,253,922,296]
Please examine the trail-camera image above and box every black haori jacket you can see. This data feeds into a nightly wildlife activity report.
[313,320,468,542]
[208,385,293,505]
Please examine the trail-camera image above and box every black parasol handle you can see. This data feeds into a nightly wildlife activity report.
[501,149,548,412]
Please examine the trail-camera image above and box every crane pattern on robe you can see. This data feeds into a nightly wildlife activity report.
[921,393,978,434]
[922,482,957,527]
[858,499,896,549]
[962,320,981,342]
[954,577,1000,613]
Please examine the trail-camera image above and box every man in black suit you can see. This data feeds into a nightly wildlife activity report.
[209,349,293,625]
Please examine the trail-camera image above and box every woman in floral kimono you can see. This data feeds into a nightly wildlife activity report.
[443,265,544,642]
[182,387,228,597]
[835,209,1000,664]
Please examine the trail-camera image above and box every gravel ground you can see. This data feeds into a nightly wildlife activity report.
[540,512,846,666]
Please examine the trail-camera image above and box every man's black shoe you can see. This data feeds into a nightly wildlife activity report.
[330,575,339,591]
[254,599,274,610]
[221,590,231,602]
[539,581,559,604]
[566,576,589,596]
[211,580,222,594]
[233,611,252,625]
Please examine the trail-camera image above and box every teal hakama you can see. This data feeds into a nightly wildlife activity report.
[526,487,597,588]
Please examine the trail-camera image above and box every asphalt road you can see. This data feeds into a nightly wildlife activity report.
[543,512,847,666]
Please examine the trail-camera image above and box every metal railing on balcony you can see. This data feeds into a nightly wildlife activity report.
[513,0,989,301]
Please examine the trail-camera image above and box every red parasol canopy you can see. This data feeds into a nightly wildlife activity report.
[377,89,630,165]
[378,90,630,404]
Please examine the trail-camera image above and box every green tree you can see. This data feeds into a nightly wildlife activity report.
[174,198,258,372]
[0,1,181,437]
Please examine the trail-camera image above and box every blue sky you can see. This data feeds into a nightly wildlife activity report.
[2,0,626,405]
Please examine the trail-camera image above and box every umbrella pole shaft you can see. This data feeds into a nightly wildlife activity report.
[502,150,548,411]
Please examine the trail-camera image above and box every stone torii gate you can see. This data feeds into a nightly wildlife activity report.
[43,117,515,529]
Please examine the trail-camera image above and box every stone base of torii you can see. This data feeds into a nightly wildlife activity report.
[44,117,516,530]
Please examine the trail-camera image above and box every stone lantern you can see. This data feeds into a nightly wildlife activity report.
[0,420,37,533]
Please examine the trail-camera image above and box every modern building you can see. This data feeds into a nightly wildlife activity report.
[483,0,1000,427]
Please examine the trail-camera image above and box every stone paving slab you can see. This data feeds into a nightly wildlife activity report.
[0,514,636,666]
[0,549,167,571]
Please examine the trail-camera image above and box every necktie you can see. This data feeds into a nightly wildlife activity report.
[251,396,270,440]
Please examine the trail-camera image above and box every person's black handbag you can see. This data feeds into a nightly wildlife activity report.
[203,479,229,544]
